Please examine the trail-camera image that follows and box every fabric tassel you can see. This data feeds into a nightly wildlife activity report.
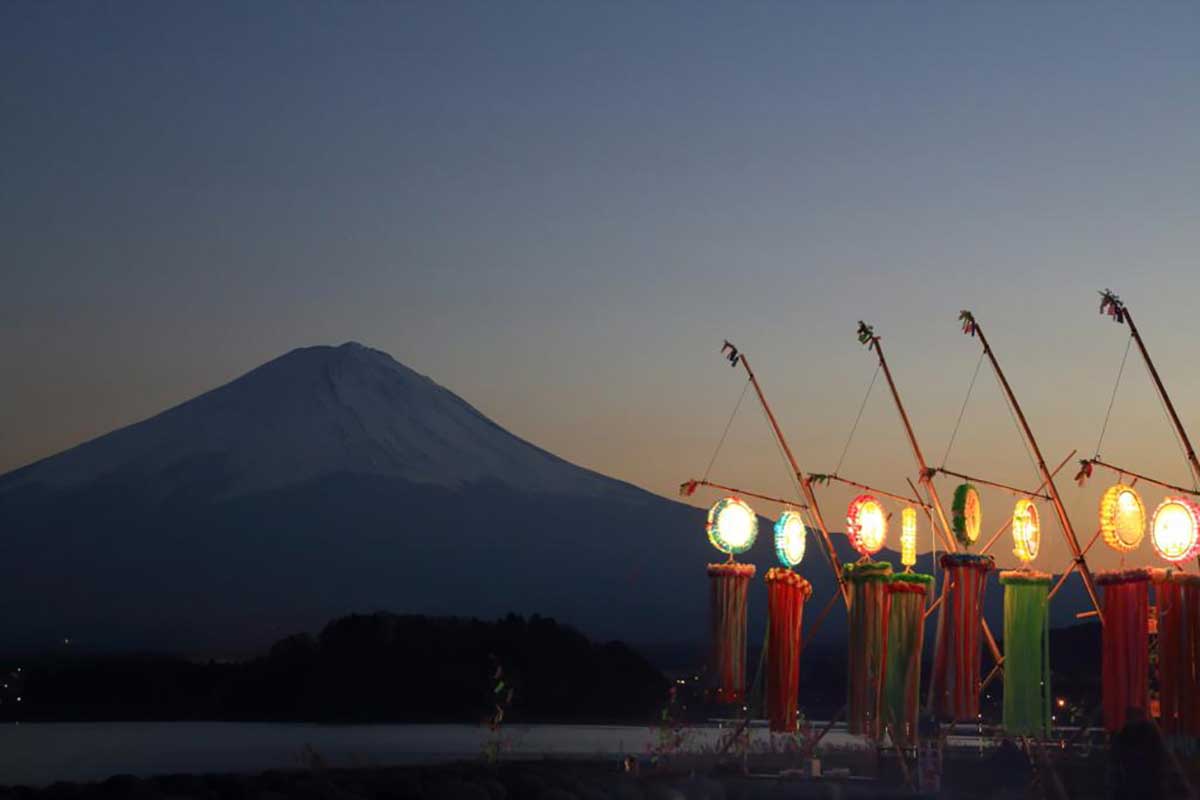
[1155,570,1200,737]
[708,562,756,703]
[884,573,932,747]
[999,571,1052,737]
[845,561,893,738]
[1098,569,1151,733]
[765,568,812,733]
[929,553,994,721]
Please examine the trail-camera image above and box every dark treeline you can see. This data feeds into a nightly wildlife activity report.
[0,613,669,724]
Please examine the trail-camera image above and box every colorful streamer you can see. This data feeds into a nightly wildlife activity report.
[845,560,893,738]
[884,572,932,747]
[929,553,994,721]
[999,571,1052,737]
[1155,570,1200,737]
[765,568,812,733]
[708,562,756,703]
[1098,569,1151,733]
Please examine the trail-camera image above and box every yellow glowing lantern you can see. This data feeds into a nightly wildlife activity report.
[847,494,887,557]
[1099,484,1146,553]
[774,510,807,568]
[1011,499,1040,564]
[706,496,758,556]
[1150,496,1200,563]
[900,507,917,568]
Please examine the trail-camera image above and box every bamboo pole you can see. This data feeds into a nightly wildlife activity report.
[734,351,848,604]
[960,312,1104,625]
[681,479,809,509]
[1082,458,1200,497]
[858,323,1004,664]
[811,473,928,508]
[934,467,1051,501]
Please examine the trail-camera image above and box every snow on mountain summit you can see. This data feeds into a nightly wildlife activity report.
[4,342,632,499]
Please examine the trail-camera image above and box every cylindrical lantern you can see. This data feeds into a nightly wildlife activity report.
[765,567,812,733]
[884,572,932,748]
[707,562,756,703]
[1097,569,1152,733]
[707,497,758,556]
[847,494,888,558]
[929,553,994,721]
[844,560,893,738]
[1151,497,1200,563]
[951,483,982,549]
[999,571,1052,737]
[1154,570,1200,738]
[1011,500,1041,565]
[901,507,918,569]
[774,510,807,568]
[1100,484,1146,554]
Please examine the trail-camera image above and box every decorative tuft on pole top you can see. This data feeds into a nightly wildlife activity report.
[680,480,699,497]
[720,340,741,367]
[958,310,977,337]
[1099,289,1127,324]
[856,321,878,350]
[1074,459,1094,487]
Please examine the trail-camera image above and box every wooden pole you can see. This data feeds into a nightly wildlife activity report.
[1083,457,1200,497]
[813,473,929,508]
[682,479,808,509]
[962,313,1104,624]
[735,352,848,603]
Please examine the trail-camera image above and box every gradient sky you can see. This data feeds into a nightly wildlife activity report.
[4,2,1200,571]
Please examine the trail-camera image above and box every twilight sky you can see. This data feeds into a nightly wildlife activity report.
[4,2,1200,571]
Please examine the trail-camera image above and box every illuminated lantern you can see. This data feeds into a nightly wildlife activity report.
[1100,484,1146,553]
[951,483,982,548]
[999,570,1052,737]
[1011,499,1041,564]
[900,507,918,569]
[707,562,756,703]
[1098,569,1152,732]
[1151,497,1200,563]
[844,560,892,738]
[774,510,807,568]
[884,572,933,747]
[1154,571,1200,737]
[846,494,887,558]
[706,497,758,556]
[765,568,812,733]
[929,553,994,721]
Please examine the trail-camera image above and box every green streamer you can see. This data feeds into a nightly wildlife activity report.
[884,573,932,747]
[1000,573,1051,737]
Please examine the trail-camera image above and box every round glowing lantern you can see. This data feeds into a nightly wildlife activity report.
[847,494,887,557]
[774,510,807,568]
[952,483,982,548]
[900,507,918,568]
[1150,497,1200,563]
[1011,499,1041,564]
[707,497,758,556]
[1100,484,1146,553]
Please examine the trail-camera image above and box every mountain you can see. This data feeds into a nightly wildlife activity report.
[0,342,1090,658]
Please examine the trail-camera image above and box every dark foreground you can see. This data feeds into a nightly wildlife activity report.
[0,748,1144,800]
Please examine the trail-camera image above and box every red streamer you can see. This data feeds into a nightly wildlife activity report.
[929,554,993,721]
[1155,571,1200,736]
[1099,569,1151,733]
[765,568,812,733]
[708,562,756,703]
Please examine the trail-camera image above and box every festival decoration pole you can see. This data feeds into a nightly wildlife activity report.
[957,311,1104,624]
[1155,570,1200,738]
[1097,569,1151,732]
[999,571,1052,737]
[929,553,995,721]
[721,343,848,603]
[845,561,893,738]
[885,572,933,747]
[856,323,1005,666]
